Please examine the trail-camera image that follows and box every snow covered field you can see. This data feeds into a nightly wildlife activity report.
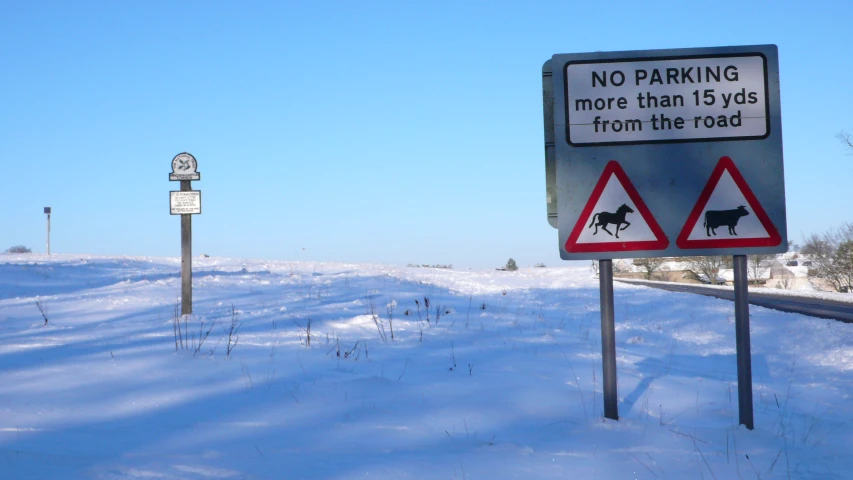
[1,255,852,479]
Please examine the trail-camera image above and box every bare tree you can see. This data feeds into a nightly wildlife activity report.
[590,260,599,275]
[801,233,833,258]
[748,254,773,285]
[831,241,853,292]
[802,223,853,292]
[838,131,853,153]
[634,257,664,280]
[684,256,727,284]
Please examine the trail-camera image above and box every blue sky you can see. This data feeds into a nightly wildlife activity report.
[1,1,850,268]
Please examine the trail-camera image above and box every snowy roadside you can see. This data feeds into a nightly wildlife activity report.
[1,254,852,479]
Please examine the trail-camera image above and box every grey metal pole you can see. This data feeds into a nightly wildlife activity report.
[180,180,192,315]
[733,254,754,430]
[599,259,618,420]
[46,213,51,256]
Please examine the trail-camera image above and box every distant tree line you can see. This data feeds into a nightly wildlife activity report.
[627,224,852,292]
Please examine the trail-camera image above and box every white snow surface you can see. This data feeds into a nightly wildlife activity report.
[1,254,852,479]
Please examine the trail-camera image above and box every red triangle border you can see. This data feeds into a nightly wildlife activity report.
[565,161,669,253]
[675,156,781,249]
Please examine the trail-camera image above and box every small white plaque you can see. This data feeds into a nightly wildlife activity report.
[170,190,201,215]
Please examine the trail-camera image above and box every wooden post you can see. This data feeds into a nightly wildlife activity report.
[181,180,192,315]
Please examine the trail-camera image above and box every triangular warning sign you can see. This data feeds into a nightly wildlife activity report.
[565,161,668,253]
[676,156,781,249]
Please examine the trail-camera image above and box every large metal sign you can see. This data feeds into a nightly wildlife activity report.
[546,44,786,260]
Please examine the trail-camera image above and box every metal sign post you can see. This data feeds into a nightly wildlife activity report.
[733,254,754,429]
[599,259,619,420]
[44,207,51,255]
[169,153,201,316]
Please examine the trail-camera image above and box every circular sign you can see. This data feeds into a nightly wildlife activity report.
[169,152,200,181]
[172,153,197,173]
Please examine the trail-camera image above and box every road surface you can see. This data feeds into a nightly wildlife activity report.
[616,279,853,323]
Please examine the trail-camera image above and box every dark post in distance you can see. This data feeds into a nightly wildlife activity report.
[169,153,202,316]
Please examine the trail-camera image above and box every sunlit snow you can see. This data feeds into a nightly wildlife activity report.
[1,254,852,479]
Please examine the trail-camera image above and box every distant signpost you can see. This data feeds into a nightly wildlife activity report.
[169,152,201,315]
[543,45,786,429]
[44,207,52,255]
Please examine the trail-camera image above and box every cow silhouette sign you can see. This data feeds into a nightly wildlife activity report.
[705,206,749,236]
[588,204,634,239]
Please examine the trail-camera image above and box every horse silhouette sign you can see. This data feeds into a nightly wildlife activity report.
[546,44,786,259]
[565,161,667,253]
[589,204,633,238]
